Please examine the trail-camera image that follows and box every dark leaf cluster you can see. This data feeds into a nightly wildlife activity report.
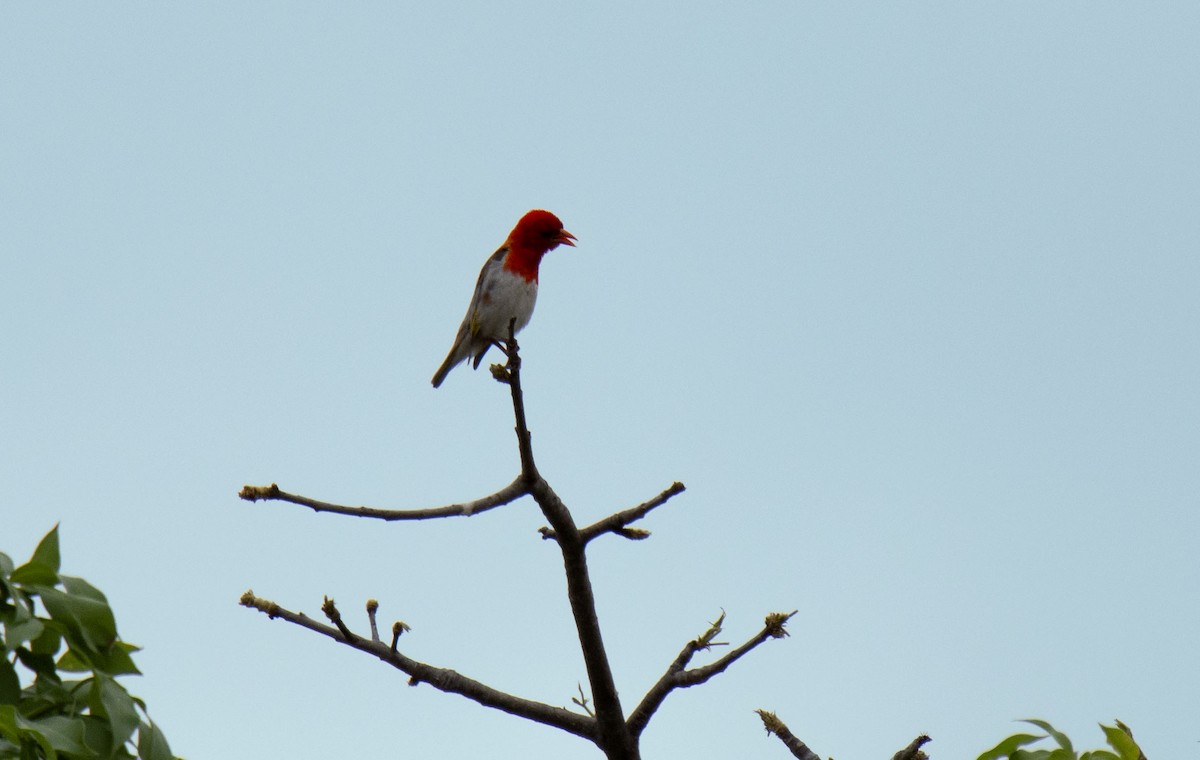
[0,527,179,760]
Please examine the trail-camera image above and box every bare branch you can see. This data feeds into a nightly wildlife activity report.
[321,596,355,642]
[496,322,538,482]
[538,482,687,543]
[238,477,528,520]
[627,611,798,738]
[240,590,596,741]
[581,481,686,543]
[240,321,801,759]
[499,329,635,759]
[571,683,595,717]
[681,611,796,686]
[755,709,822,760]
[891,734,931,760]
[366,599,380,643]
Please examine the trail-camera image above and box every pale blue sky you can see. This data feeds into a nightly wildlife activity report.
[2,3,1197,759]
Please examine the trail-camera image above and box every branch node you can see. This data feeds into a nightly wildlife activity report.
[489,362,513,384]
[239,589,282,619]
[755,708,785,736]
[239,483,280,502]
[579,481,688,543]
[489,319,522,384]
[693,609,727,651]
[755,709,822,760]
[570,682,594,717]
[614,527,651,540]
[322,596,356,642]
[391,620,411,652]
[765,610,798,639]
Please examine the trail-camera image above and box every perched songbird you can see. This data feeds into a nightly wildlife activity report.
[431,210,576,387]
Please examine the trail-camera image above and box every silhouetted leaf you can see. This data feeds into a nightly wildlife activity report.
[92,674,140,747]
[1100,722,1142,760]
[137,720,174,760]
[1022,719,1074,753]
[0,661,19,706]
[10,526,61,587]
[977,732,1044,760]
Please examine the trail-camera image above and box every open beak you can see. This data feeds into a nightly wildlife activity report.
[558,230,577,247]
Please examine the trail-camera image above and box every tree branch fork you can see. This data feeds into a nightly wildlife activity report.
[240,324,811,758]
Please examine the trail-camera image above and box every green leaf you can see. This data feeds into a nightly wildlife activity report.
[2,588,38,627]
[9,526,61,587]
[978,732,1046,760]
[27,732,58,760]
[1080,751,1121,760]
[1100,723,1142,760]
[16,714,88,757]
[0,556,15,610]
[24,674,85,716]
[89,644,141,678]
[60,576,108,605]
[30,625,63,657]
[14,647,60,682]
[1021,719,1074,754]
[137,720,174,760]
[0,705,20,743]
[79,714,118,758]
[0,661,19,706]
[0,705,89,760]
[4,617,45,654]
[56,646,92,673]
[91,675,140,748]
[56,643,140,678]
[37,586,118,652]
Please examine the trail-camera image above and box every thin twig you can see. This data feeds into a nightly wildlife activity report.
[238,477,528,520]
[390,621,410,652]
[321,597,355,642]
[627,611,798,738]
[571,683,594,717]
[580,481,686,543]
[539,482,687,543]
[240,590,596,741]
[366,599,380,642]
[755,709,822,760]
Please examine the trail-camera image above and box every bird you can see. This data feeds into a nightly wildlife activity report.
[431,210,576,388]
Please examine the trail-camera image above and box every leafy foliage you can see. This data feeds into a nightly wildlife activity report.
[0,526,180,760]
[978,718,1146,760]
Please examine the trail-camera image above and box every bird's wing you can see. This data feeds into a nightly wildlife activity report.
[466,245,509,337]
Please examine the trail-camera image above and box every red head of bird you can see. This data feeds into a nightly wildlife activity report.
[503,209,576,282]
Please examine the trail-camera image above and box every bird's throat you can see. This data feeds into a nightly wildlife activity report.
[502,247,544,283]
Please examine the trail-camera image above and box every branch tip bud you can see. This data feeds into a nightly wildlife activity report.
[764,610,797,638]
[238,483,281,502]
[755,708,784,736]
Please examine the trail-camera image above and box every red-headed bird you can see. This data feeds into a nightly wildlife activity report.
[431,210,576,388]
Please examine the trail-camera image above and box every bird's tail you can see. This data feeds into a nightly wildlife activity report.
[431,352,459,388]
[432,331,489,388]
